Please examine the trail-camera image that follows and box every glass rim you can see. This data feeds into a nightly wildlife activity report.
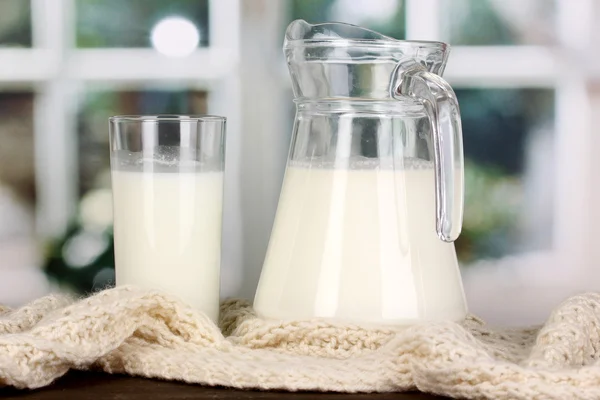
[284,39,448,51]
[284,20,448,50]
[109,114,226,123]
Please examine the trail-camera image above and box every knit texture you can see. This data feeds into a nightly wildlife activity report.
[1,286,600,399]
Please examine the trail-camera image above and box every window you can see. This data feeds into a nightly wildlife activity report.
[0,0,32,47]
[457,88,555,262]
[0,0,241,304]
[76,0,210,48]
[441,0,556,46]
[0,0,596,324]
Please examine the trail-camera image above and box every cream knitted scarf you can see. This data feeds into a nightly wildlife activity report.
[1,286,600,399]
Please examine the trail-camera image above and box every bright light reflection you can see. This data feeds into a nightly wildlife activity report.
[151,17,200,58]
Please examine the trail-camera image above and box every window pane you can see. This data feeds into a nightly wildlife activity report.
[78,89,208,196]
[441,0,555,46]
[289,0,406,40]
[0,93,35,204]
[0,92,48,306]
[0,0,32,47]
[76,0,209,48]
[42,89,208,295]
[455,88,555,263]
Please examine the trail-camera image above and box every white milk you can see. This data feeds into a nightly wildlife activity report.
[111,170,223,322]
[254,162,467,324]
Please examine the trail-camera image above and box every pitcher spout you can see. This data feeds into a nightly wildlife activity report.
[284,19,398,44]
[284,19,450,102]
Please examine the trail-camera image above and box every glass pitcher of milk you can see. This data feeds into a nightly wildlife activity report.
[254,20,467,325]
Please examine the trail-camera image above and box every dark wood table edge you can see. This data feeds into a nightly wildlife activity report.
[0,370,449,399]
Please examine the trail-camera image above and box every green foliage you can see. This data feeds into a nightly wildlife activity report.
[0,0,32,47]
[447,0,515,45]
[456,161,522,262]
[290,0,337,24]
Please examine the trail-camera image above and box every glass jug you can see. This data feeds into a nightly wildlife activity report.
[254,20,467,325]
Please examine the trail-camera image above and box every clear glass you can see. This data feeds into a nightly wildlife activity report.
[109,115,225,321]
[254,20,467,325]
[76,0,209,48]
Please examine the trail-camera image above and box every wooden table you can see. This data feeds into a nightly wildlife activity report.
[1,371,449,399]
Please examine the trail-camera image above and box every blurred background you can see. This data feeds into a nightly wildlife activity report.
[0,0,598,325]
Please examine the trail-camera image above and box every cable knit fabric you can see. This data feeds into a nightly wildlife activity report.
[1,286,600,399]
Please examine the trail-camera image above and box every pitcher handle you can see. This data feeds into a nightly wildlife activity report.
[391,61,464,242]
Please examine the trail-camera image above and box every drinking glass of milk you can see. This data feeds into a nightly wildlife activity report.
[109,115,225,322]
